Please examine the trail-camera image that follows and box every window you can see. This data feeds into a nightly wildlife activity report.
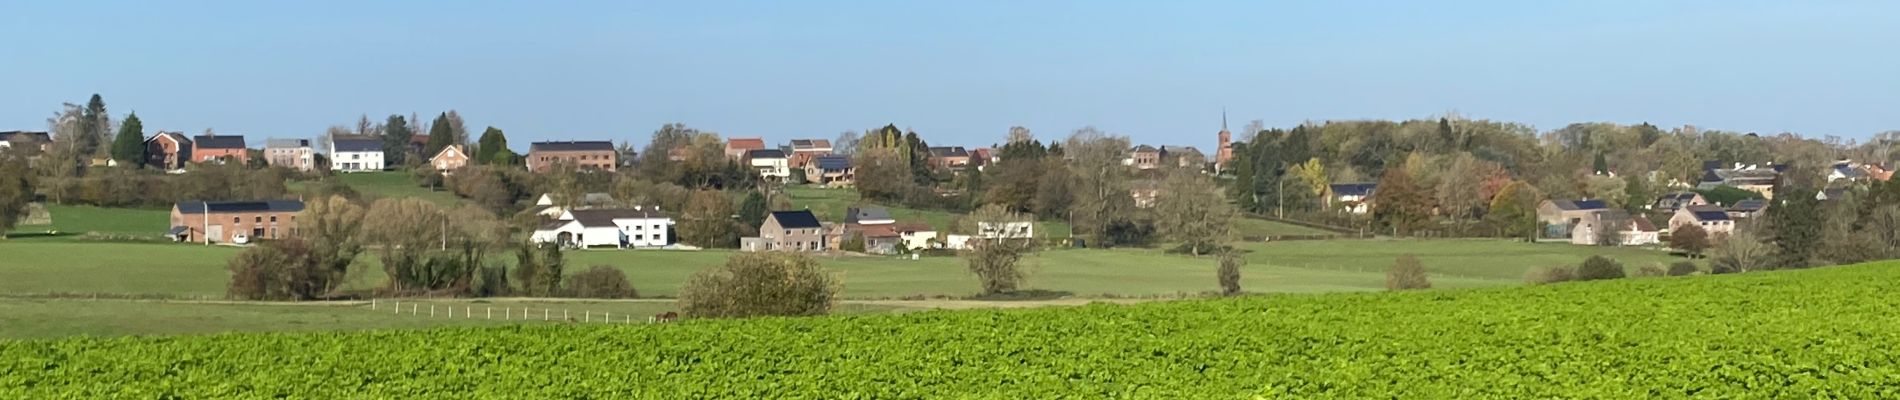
[653,225,661,230]
[255,216,263,223]
[233,217,240,223]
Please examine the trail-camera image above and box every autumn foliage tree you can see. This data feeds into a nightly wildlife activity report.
[1372,168,1432,236]
[1668,223,1711,257]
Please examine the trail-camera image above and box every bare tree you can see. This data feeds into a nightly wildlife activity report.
[1154,169,1235,255]
[1217,251,1244,296]
[960,204,1033,295]
[1007,126,1034,144]
[833,130,861,156]
[1063,126,1132,245]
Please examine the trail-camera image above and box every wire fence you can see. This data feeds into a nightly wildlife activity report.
[370,299,668,324]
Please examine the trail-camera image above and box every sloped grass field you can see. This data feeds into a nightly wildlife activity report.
[6,262,1897,398]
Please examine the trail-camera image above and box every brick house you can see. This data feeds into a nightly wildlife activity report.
[1125,145,1162,169]
[169,200,305,244]
[0,131,52,153]
[191,134,248,164]
[527,141,617,172]
[264,138,315,171]
[430,144,470,171]
[788,139,833,168]
[725,137,766,160]
[144,131,192,170]
[749,210,826,252]
[928,146,971,172]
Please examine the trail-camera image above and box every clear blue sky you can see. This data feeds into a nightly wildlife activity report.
[3,1,1895,152]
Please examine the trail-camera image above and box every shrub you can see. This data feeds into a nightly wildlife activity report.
[227,238,327,300]
[472,263,511,297]
[1576,256,1626,281]
[964,240,1029,295]
[1634,263,1667,277]
[679,252,839,318]
[1668,224,1710,257]
[1386,254,1431,290]
[1523,265,1576,285]
[1217,252,1244,296]
[1667,261,1699,276]
[564,266,638,299]
[514,244,565,297]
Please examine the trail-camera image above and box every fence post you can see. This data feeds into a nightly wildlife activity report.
[543,308,549,321]
[430,305,436,317]
[602,312,609,324]
[487,307,492,319]
[505,308,510,319]
[584,311,590,323]
[564,309,570,321]
[392,300,399,314]
[371,298,377,310]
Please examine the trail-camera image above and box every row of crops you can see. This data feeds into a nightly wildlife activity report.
[5,261,1899,398]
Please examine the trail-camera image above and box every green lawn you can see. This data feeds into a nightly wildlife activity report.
[1231,217,1335,238]
[0,242,240,297]
[783,185,1071,238]
[0,298,913,339]
[8,204,171,238]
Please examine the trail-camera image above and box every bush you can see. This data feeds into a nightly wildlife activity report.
[1576,256,1626,281]
[1667,261,1699,276]
[1668,224,1710,257]
[227,238,327,300]
[514,244,565,297]
[564,266,638,299]
[1385,254,1431,290]
[1634,263,1667,277]
[1217,252,1244,296]
[679,252,839,319]
[1523,265,1576,285]
[472,263,511,297]
[964,240,1029,295]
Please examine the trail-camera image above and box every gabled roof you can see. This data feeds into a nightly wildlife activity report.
[567,208,669,228]
[893,221,934,233]
[1630,217,1658,232]
[194,135,246,149]
[265,138,310,148]
[790,139,832,150]
[147,131,190,145]
[1685,205,1730,221]
[845,207,893,224]
[176,200,305,214]
[1656,192,1699,203]
[770,210,822,229]
[1130,144,1159,153]
[1330,183,1377,197]
[332,138,383,153]
[928,146,969,158]
[747,149,787,159]
[727,138,766,151]
[1730,199,1767,212]
[815,155,851,170]
[1550,199,1608,211]
[0,131,51,143]
[858,224,901,238]
[529,141,615,152]
[432,144,467,160]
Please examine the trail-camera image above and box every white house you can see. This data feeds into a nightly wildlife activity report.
[1327,183,1376,214]
[977,221,1034,240]
[747,149,790,180]
[530,208,672,249]
[895,222,937,250]
[330,137,384,172]
[1570,210,1660,246]
[531,192,620,217]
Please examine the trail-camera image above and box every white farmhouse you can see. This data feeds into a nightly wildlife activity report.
[747,149,790,180]
[330,137,384,172]
[530,208,673,249]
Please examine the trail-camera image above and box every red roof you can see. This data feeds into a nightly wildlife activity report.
[727,138,766,151]
[858,224,901,238]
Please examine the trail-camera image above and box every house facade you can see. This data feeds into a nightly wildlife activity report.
[1328,183,1377,214]
[1669,205,1735,236]
[169,200,304,244]
[1537,199,1609,238]
[144,131,192,170]
[755,210,826,251]
[264,138,315,171]
[529,208,672,249]
[928,146,971,172]
[431,144,470,171]
[1570,210,1660,246]
[895,222,937,250]
[0,131,52,152]
[788,139,833,168]
[807,155,854,186]
[747,149,790,180]
[726,137,766,160]
[528,141,617,172]
[191,135,248,164]
[330,137,385,172]
[1125,145,1162,169]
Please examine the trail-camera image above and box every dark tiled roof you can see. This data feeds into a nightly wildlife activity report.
[1730,199,1767,211]
[790,139,831,150]
[0,131,51,143]
[176,200,305,214]
[1685,204,1729,221]
[1550,199,1607,211]
[928,146,969,158]
[193,135,246,149]
[568,209,668,228]
[265,138,310,148]
[148,131,191,145]
[1330,183,1377,197]
[332,138,382,152]
[815,155,851,170]
[1130,144,1159,153]
[747,149,786,159]
[770,210,822,229]
[530,141,615,152]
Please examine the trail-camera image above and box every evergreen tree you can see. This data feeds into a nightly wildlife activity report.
[79,94,111,157]
[110,112,146,166]
[382,115,412,166]
[475,127,508,165]
[737,191,769,229]
[425,112,454,158]
[1766,187,1823,269]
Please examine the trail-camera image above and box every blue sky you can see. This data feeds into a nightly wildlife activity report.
[2,1,1895,152]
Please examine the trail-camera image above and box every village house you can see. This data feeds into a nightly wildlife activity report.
[1669,204,1735,236]
[1328,183,1377,214]
[527,141,617,172]
[747,149,790,180]
[1727,199,1768,219]
[806,155,854,186]
[928,146,972,172]
[895,222,938,251]
[529,192,618,217]
[168,200,304,244]
[1536,199,1609,238]
[330,137,385,172]
[430,144,470,171]
[1652,192,1708,213]
[1570,210,1660,246]
[1161,146,1206,169]
[856,224,904,255]
[191,134,248,164]
[144,131,191,170]
[743,210,827,252]
[529,207,672,249]
[1130,180,1160,208]
[0,131,51,152]
[1698,163,1781,199]
[969,147,995,171]
[264,139,315,171]
[725,137,766,161]
[788,139,833,168]
[1124,145,1162,169]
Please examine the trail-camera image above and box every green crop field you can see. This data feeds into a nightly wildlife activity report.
[5,262,1894,398]
[7,204,171,239]
[1231,216,1336,237]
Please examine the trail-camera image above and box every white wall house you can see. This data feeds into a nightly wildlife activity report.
[330,138,384,172]
[747,149,790,180]
[530,208,673,249]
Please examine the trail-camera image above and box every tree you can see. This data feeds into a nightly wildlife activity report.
[109,112,146,166]
[1386,254,1431,290]
[679,252,839,318]
[1487,180,1542,241]
[301,196,366,294]
[227,238,325,300]
[737,190,769,229]
[1065,127,1132,245]
[564,266,638,298]
[1372,168,1432,236]
[359,198,454,292]
[1153,170,1235,255]
[514,244,565,296]
[678,190,738,248]
[0,151,38,237]
[1669,224,1711,257]
[1575,255,1626,281]
[79,94,112,158]
[960,205,1032,295]
[474,127,511,165]
[853,148,910,201]
[1217,251,1244,296]
[1764,190,1822,269]
[1710,230,1773,273]
[425,112,454,158]
[382,115,412,166]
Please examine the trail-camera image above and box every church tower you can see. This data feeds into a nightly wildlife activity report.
[1215,110,1233,172]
